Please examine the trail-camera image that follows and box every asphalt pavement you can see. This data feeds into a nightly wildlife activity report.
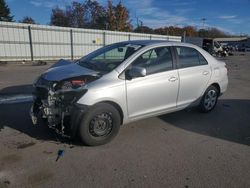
[0,55,250,188]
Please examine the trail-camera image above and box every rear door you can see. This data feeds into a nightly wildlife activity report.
[125,46,179,118]
[174,46,211,107]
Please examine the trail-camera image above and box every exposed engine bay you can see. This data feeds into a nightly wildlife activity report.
[30,59,100,137]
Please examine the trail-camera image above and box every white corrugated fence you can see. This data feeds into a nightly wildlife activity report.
[0,21,181,61]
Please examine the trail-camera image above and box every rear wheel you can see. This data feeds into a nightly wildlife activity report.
[199,85,219,113]
[79,103,121,146]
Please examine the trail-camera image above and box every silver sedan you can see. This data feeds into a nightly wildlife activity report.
[31,40,228,146]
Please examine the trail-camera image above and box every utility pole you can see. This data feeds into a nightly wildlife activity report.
[141,20,144,33]
[135,12,139,28]
[201,18,206,29]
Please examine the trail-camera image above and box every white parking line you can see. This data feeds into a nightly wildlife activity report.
[0,94,33,104]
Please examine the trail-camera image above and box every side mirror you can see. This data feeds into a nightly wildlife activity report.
[118,47,124,52]
[126,66,146,80]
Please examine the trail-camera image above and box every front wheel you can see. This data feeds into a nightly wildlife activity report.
[79,103,121,146]
[199,85,219,113]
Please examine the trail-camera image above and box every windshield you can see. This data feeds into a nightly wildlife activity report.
[77,43,143,74]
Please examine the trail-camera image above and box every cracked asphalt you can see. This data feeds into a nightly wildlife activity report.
[0,54,250,188]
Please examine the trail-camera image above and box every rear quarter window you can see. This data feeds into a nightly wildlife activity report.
[176,46,208,68]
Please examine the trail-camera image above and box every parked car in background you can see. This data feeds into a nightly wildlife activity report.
[30,40,228,146]
[184,37,227,57]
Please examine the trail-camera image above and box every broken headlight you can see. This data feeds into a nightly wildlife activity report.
[61,79,85,90]
[54,78,90,104]
[56,78,86,91]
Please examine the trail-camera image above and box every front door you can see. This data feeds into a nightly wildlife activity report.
[125,46,179,118]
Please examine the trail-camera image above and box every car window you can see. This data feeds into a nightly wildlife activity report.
[176,47,208,68]
[198,53,208,65]
[93,47,126,61]
[78,43,143,74]
[131,47,173,75]
[176,47,199,68]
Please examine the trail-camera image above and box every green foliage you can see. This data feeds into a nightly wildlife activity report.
[50,7,71,27]
[106,0,116,30]
[49,0,230,37]
[198,28,229,38]
[153,26,229,38]
[134,26,154,34]
[50,0,131,31]
[113,1,132,31]
[50,0,107,29]
[84,0,107,29]
[0,0,13,21]
[20,16,36,24]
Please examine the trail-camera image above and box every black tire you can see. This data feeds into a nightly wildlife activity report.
[199,85,219,113]
[79,103,121,146]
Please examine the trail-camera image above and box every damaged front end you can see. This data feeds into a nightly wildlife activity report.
[30,60,100,138]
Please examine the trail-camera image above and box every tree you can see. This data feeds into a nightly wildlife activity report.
[0,0,13,21]
[49,0,132,31]
[114,1,132,31]
[50,7,71,27]
[183,26,197,37]
[154,27,168,35]
[198,28,228,38]
[69,2,85,28]
[20,16,36,24]
[154,26,182,36]
[84,0,106,29]
[208,27,228,38]
[106,0,116,30]
[134,26,154,34]
[50,1,106,29]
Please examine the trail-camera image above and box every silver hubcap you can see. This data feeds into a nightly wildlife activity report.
[204,90,217,110]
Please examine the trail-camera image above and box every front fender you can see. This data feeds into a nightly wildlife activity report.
[76,84,128,122]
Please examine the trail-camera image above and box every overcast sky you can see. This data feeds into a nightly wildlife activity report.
[6,0,250,35]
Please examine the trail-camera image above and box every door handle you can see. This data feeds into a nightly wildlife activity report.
[168,76,178,82]
[203,71,209,75]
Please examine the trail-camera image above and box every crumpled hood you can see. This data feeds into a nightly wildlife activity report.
[41,59,99,81]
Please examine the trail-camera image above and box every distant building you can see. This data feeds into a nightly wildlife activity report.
[215,37,250,50]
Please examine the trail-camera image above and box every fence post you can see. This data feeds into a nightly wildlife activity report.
[28,26,34,61]
[182,31,186,42]
[70,29,74,60]
[103,32,106,59]
[128,34,131,41]
[149,35,152,40]
[103,32,106,47]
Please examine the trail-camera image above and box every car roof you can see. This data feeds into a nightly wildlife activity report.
[119,40,173,45]
[118,40,197,48]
